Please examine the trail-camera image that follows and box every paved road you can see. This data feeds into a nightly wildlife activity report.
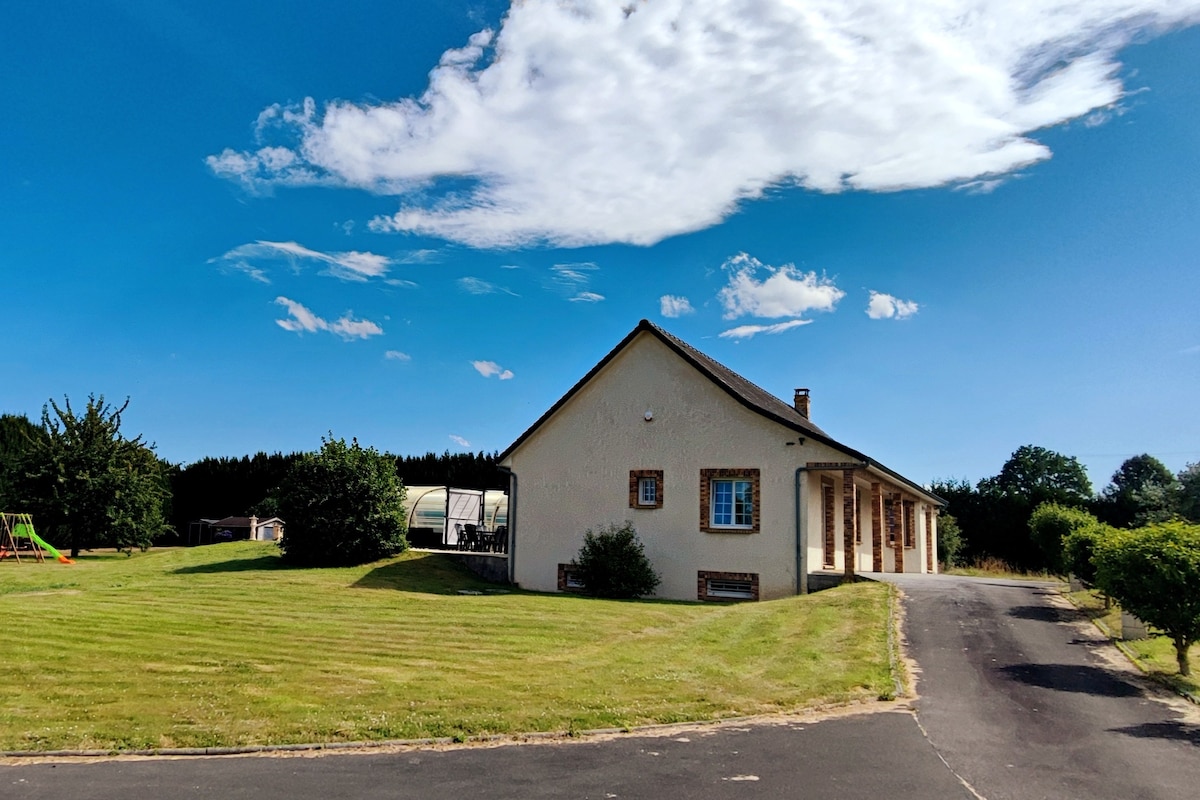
[6,711,968,800]
[881,573,1200,800]
[5,575,1198,799]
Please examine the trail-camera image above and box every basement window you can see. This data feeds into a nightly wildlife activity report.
[697,570,759,602]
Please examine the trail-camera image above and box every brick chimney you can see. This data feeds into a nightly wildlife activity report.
[794,388,810,419]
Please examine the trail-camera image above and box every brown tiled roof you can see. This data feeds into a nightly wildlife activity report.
[499,319,942,504]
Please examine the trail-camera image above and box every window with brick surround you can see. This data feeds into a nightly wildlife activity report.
[558,563,585,592]
[904,500,916,549]
[697,570,759,601]
[629,469,664,509]
[700,468,759,533]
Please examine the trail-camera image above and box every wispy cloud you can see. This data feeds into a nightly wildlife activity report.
[719,320,812,340]
[866,291,919,320]
[660,295,695,318]
[1181,345,1200,355]
[458,276,518,296]
[210,1,1200,247]
[718,253,843,320]
[472,360,514,380]
[274,297,383,340]
[396,249,441,264]
[212,240,392,282]
[384,350,412,361]
[449,434,471,448]
[549,262,603,302]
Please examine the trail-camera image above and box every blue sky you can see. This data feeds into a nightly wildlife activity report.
[3,1,1199,491]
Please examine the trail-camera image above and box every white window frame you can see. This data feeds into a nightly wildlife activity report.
[638,476,658,506]
[710,478,753,529]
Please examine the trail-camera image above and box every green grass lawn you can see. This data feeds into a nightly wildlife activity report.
[1066,588,1200,698]
[0,542,893,752]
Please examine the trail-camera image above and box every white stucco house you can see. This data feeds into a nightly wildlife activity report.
[498,320,943,602]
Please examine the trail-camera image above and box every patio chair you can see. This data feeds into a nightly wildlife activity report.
[463,523,479,552]
[454,523,469,551]
[492,525,508,554]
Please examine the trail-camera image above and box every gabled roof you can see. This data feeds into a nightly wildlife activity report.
[500,319,942,504]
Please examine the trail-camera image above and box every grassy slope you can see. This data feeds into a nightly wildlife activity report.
[0,542,892,751]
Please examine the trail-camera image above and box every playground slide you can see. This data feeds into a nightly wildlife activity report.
[14,523,74,564]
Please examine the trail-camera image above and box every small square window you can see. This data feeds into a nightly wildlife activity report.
[629,470,664,509]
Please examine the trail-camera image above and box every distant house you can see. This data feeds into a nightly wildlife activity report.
[191,516,285,545]
[498,320,943,602]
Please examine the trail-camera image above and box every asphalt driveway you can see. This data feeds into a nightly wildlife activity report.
[880,572,1200,800]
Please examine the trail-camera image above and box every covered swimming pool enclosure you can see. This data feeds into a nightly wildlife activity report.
[404,486,508,553]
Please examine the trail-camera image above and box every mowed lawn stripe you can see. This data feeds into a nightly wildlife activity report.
[0,542,893,751]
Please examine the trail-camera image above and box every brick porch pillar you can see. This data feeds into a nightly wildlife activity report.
[842,470,857,582]
[892,496,905,573]
[925,506,936,573]
[871,482,883,572]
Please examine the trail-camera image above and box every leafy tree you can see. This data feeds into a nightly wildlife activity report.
[936,513,964,568]
[1028,503,1103,575]
[1094,522,1200,676]
[572,522,660,599]
[15,396,168,556]
[1177,463,1200,524]
[1094,454,1177,528]
[276,435,407,566]
[0,413,45,510]
[979,445,1093,507]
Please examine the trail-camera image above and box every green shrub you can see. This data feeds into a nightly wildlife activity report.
[276,435,407,566]
[937,513,965,568]
[1094,521,1200,676]
[572,522,660,599]
[1063,523,1111,585]
[1028,503,1101,575]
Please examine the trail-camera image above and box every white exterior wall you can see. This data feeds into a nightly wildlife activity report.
[502,333,848,601]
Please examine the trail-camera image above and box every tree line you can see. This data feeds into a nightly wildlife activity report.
[0,397,503,552]
[933,444,1200,572]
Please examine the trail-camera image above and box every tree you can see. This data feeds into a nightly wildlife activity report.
[15,396,168,556]
[979,445,1093,507]
[0,413,45,510]
[1028,503,1103,575]
[1094,454,1177,528]
[955,445,1095,571]
[276,435,407,566]
[1094,522,1200,676]
[936,513,964,568]
[572,522,660,599]
[1177,463,1200,524]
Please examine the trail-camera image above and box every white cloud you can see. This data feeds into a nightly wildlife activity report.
[866,291,920,320]
[274,297,383,340]
[210,1,1200,248]
[660,295,695,318]
[569,291,605,303]
[384,350,412,361]
[449,434,471,448]
[719,320,812,340]
[472,360,514,380]
[212,240,392,282]
[718,253,844,320]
